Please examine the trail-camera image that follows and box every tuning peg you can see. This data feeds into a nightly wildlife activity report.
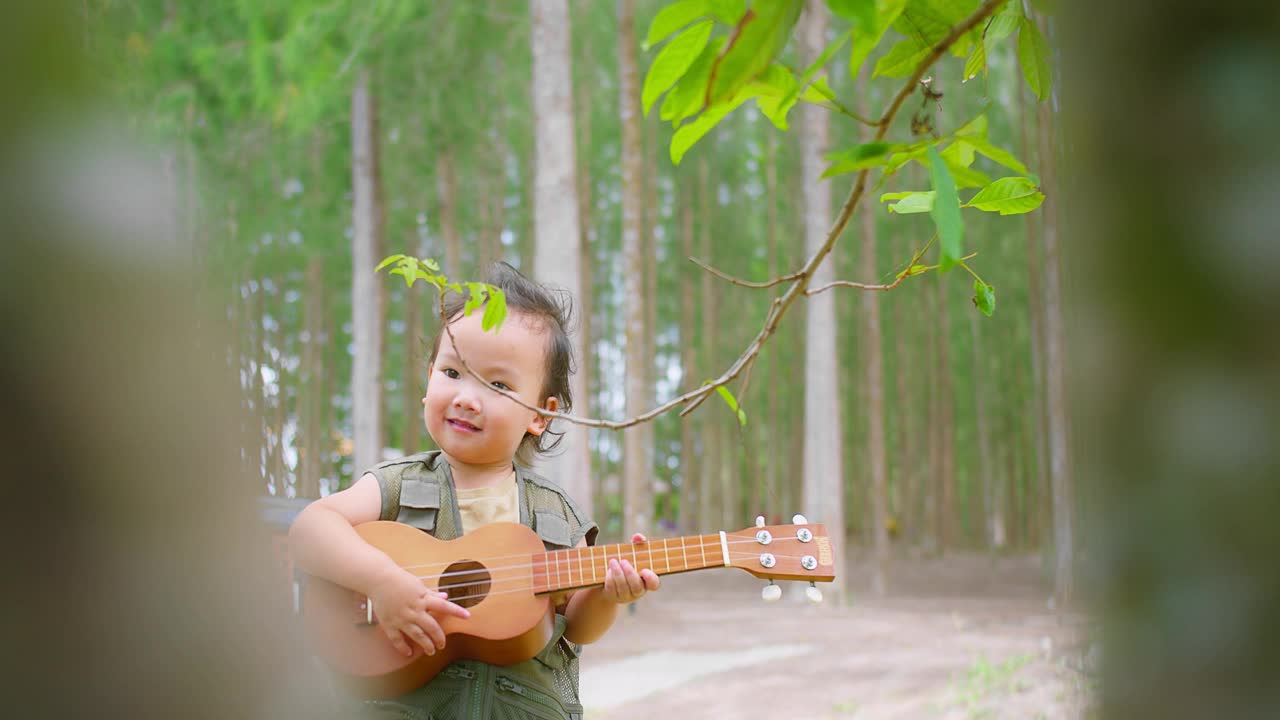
[762,580,782,603]
[792,514,808,525]
[805,582,823,604]
[755,515,766,528]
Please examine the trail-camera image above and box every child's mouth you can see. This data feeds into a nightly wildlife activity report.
[447,418,480,433]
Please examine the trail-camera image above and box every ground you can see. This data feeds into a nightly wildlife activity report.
[578,549,1097,720]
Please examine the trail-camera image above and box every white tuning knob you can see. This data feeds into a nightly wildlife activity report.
[755,515,766,528]
[805,583,823,604]
[762,583,782,602]
[792,514,808,525]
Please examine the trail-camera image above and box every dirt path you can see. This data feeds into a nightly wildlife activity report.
[578,551,1096,719]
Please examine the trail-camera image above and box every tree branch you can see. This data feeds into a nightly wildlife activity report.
[431,0,1005,432]
[688,255,805,288]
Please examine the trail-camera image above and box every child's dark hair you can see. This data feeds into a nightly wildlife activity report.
[428,262,575,466]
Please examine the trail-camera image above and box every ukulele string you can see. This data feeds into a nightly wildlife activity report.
[426,547,824,598]
[409,535,818,584]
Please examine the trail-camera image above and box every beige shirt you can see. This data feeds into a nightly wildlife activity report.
[455,471,519,534]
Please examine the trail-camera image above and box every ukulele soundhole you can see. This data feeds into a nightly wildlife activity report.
[441,560,491,609]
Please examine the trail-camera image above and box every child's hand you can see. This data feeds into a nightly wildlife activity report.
[602,533,662,604]
[368,567,471,658]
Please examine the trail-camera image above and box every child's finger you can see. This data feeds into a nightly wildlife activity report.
[641,569,661,592]
[622,560,646,597]
[427,592,472,620]
[383,626,413,657]
[631,532,647,544]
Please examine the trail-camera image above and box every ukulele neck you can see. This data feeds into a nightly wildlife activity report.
[532,533,729,594]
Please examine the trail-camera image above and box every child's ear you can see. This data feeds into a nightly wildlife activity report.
[526,396,559,436]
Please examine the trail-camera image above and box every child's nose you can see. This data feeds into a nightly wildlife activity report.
[452,388,481,412]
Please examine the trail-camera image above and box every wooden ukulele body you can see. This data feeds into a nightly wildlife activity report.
[302,521,556,698]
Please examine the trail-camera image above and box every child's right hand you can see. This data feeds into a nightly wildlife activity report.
[368,567,471,658]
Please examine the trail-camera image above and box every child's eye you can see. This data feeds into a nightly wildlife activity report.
[491,381,510,391]
[441,368,460,379]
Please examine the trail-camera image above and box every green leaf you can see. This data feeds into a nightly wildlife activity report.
[375,254,406,272]
[644,0,712,50]
[827,0,876,27]
[972,279,996,316]
[963,136,1030,175]
[1017,17,1052,100]
[944,158,992,190]
[775,29,851,124]
[750,64,798,129]
[882,190,935,213]
[964,176,1045,214]
[708,0,746,23]
[715,385,748,426]
[481,286,507,331]
[897,263,932,279]
[963,35,985,82]
[940,139,975,168]
[463,282,486,318]
[954,112,988,137]
[927,145,965,271]
[660,37,726,126]
[799,74,837,103]
[848,0,907,78]
[822,141,895,177]
[873,36,930,78]
[422,257,441,271]
[985,13,1021,42]
[670,87,759,164]
[643,19,715,116]
[705,0,803,107]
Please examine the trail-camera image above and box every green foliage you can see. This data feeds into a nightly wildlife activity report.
[881,190,935,213]
[644,20,715,116]
[844,0,908,78]
[714,385,748,426]
[376,255,508,333]
[972,279,996,316]
[643,0,715,50]
[964,176,1045,214]
[822,141,897,177]
[927,146,965,271]
[706,0,804,107]
[1017,17,1052,100]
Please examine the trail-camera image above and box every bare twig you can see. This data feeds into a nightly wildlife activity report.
[689,256,805,288]
[431,0,1005,432]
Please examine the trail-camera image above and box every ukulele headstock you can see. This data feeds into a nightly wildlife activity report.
[724,517,836,583]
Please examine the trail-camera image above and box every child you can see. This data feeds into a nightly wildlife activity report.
[289,262,659,719]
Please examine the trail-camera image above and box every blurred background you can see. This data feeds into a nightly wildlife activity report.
[4,1,1276,718]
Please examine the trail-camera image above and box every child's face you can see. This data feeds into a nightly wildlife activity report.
[423,308,556,469]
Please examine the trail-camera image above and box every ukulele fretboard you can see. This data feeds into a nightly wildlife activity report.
[532,534,726,594]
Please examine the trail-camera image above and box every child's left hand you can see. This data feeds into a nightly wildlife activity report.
[601,533,661,604]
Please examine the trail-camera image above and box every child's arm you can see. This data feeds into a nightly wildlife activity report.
[562,533,660,645]
[288,474,470,657]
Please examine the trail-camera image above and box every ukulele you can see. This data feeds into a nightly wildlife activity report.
[302,517,836,698]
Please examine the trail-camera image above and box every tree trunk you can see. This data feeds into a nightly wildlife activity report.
[351,68,386,476]
[402,235,423,456]
[678,190,698,534]
[530,0,592,510]
[1037,58,1074,607]
[799,1,845,603]
[1018,80,1049,552]
[970,309,998,550]
[299,256,325,498]
[936,273,956,550]
[697,156,716,533]
[856,67,889,596]
[763,132,780,522]
[437,151,460,276]
[616,0,651,538]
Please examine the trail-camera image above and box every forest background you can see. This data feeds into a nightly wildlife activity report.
[95,0,1076,606]
[7,1,1280,718]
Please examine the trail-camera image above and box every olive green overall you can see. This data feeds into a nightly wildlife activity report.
[353,451,598,720]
